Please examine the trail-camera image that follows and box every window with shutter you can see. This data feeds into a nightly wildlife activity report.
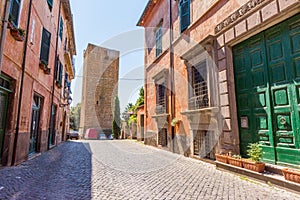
[47,0,53,10]
[59,16,63,39]
[55,59,63,87]
[58,62,63,85]
[40,28,51,65]
[179,0,190,32]
[155,26,162,57]
[10,0,21,27]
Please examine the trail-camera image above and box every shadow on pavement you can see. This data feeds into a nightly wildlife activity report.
[0,141,92,200]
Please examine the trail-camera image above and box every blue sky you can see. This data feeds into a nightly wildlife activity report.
[70,0,148,112]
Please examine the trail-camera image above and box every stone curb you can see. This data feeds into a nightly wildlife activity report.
[216,161,300,195]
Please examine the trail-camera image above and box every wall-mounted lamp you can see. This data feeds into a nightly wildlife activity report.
[59,96,72,107]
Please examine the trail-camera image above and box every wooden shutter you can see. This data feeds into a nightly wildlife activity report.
[58,62,63,85]
[59,16,63,39]
[40,28,51,65]
[155,26,162,57]
[47,0,53,9]
[179,0,190,32]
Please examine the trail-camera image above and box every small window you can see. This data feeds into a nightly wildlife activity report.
[155,25,162,57]
[59,16,63,39]
[10,0,21,27]
[179,0,190,32]
[47,0,53,10]
[40,28,51,65]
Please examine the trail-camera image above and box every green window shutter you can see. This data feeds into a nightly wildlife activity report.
[55,59,59,81]
[10,0,21,26]
[40,28,51,65]
[179,0,190,32]
[59,62,63,85]
[47,0,53,10]
[155,26,162,57]
[59,16,63,39]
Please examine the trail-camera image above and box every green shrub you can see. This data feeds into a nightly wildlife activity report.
[247,143,263,162]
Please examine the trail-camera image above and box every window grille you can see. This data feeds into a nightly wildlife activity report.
[189,61,209,109]
[158,128,168,147]
[156,84,166,114]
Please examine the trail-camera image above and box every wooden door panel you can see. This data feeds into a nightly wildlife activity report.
[0,91,8,161]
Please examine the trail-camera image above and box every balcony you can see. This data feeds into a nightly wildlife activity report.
[64,51,75,80]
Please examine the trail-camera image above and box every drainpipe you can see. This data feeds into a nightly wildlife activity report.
[48,0,62,149]
[12,0,33,165]
[0,0,12,75]
[169,0,175,153]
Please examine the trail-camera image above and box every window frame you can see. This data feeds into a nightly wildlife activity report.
[9,0,21,27]
[153,69,168,114]
[187,59,210,110]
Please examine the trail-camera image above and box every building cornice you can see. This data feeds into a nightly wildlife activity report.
[137,0,161,27]
[61,0,76,55]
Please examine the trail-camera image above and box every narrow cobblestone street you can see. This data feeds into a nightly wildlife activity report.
[0,140,300,199]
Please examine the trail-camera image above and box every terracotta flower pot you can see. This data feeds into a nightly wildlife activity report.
[282,168,300,184]
[10,28,25,41]
[215,154,228,164]
[228,157,243,167]
[242,159,265,172]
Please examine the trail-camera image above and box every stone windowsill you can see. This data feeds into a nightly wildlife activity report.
[181,107,219,116]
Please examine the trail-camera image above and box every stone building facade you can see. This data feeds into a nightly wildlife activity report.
[0,0,76,166]
[80,44,119,137]
[138,0,300,166]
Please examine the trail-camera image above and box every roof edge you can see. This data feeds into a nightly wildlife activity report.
[137,0,157,27]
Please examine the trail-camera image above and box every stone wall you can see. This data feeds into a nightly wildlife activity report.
[80,44,119,136]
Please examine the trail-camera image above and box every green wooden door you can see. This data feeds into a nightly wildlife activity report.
[0,90,9,162]
[234,14,300,166]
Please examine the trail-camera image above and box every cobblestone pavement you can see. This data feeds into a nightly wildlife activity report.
[0,140,300,199]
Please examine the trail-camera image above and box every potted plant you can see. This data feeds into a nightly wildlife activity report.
[228,154,243,167]
[10,27,26,41]
[39,60,48,71]
[171,118,180,127]
[215,152,228,164]
[282,168,300,184]
[242,143,265,172]
[44,67,51,75]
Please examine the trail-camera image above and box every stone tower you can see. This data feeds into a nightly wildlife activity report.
[80,44,119,136]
